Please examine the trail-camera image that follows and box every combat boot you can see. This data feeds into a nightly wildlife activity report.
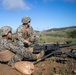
[36,50,44,60]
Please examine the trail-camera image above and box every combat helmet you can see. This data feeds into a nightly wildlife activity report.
[21,16,31,23]
[1,26,12,36]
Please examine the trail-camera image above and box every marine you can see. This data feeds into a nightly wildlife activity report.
[16,16,37,51]
[0,26,44,67]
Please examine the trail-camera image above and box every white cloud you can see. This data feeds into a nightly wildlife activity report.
[1,0,30,11]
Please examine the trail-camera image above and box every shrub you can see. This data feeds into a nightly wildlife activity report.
[67,30,76,38]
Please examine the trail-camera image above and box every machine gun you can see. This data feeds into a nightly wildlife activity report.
[33,42,76,54]
[33,42,76,64]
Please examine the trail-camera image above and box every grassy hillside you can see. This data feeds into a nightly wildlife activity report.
[36,26,76,44]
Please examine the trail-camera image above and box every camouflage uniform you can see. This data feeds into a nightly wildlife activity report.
[16,16,37,47]
[0,26,37,67]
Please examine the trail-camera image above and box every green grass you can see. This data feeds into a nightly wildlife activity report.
[36,31,76,44]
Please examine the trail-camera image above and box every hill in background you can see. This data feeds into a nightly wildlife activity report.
[36,26,76,43]
[44,26,76,32]
[37,26,76,37]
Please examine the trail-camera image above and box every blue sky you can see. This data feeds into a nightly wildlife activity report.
[0,0,76,31]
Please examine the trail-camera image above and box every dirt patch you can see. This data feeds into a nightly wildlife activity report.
[0,63,23,75]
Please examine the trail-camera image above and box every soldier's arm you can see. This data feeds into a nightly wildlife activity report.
[4,41,26,54]
[4,41,37,60]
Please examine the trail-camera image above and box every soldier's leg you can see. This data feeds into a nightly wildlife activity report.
[8,54,23,67]
[23,50,44,60]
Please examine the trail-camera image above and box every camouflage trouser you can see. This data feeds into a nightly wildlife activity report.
[8,54,22,67]
[23,50,36,60]
[8,50,37,67]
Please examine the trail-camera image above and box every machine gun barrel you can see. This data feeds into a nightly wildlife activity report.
[59,43,76,48]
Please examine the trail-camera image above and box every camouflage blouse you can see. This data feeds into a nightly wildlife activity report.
[16,25,36,43]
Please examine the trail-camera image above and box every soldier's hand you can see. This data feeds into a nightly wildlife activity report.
[29,35,35,42]
[24,40,31,45]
